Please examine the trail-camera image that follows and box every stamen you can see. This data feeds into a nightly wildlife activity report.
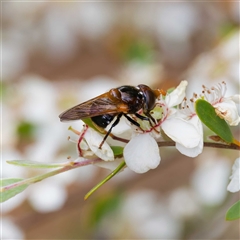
[68,136,77,144]
[68,126,81,135]
[200,82,227,105]
[221,81,227,96]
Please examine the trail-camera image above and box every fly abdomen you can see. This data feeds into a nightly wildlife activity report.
[91,114,116,129]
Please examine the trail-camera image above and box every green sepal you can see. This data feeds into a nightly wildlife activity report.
[195,99,234,143]
[226,200,240,221]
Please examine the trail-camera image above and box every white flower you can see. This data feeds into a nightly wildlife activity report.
[202,82,240,126]
[214,96,240,126]
[161,81,203,157]
[162,113,203,157]
[69,125,114,161]
[84,127,114,161]
[123,80,191,172]
[227,158,240,193]
[163,81,240,158]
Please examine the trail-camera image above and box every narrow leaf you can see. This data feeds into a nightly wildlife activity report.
[82,118,104,133]
[195,99,234,143]
[0,178,29,203]
[226,200,240,221]
[84,161,126,200]
[7,159,70,168]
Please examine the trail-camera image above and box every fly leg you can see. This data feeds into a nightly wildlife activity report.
[99,113,123,149]
[135,112,159,133]
[123,114,145,132]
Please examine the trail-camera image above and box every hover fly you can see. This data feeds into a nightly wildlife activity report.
[59,85,164,148]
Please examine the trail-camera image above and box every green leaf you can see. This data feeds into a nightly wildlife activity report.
[195,99,234,143]
[0,178,29,203]
[82,118,104,133]
[110,146,124,156]
[226,200,240,221]
[7,160,68,168]
[84,161,126,200]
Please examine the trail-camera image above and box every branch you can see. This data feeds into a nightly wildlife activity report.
[157,141,240,150]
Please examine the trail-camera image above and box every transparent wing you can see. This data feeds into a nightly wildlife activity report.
[59,93,123,122]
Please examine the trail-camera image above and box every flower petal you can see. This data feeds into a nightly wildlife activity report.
[214,99,240,126]
[165,80,188,107]
[227,158,240,193]
[227,94,240,104]
[84,128,114,161]
[162,116,202,148]
[176,139,203,157]
[123,133,160,173]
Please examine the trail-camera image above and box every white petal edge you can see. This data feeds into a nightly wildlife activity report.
[214,100,240,126]
[165,80,188,107]
[227,94,240,104]
[227,158,240,193]
[123,133,160,173]
[162,116,202,148]
[176,139,203,157]
[84,128,114,161]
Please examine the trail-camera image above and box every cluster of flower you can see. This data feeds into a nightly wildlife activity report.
[68,81,240,192]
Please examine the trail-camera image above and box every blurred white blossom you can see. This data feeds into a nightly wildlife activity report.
[186,30,240,96]
[191,154,231,206]
[2,41,28,81]
[1,218,24,240]
[227,158,240,193]
[99,190,183,239]
[28,180,67,213]
[169,188,200,220]
[41,7,79,64]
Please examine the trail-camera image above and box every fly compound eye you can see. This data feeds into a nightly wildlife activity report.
[137,85,156,112]
[138,91,144,99]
